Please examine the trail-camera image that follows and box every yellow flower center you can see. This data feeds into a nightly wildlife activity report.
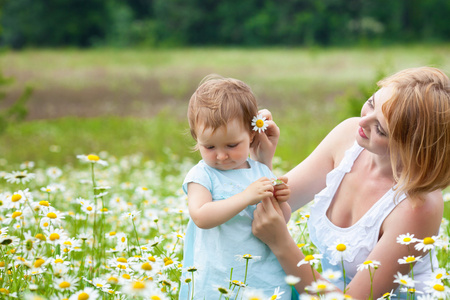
[49,233,60,241]
[121,237,126,243]
[0,288,9,294]
[433,284,445,292]
[86,206,93,211]
[255,119,264,128]
[63,241,72,246]
[54,259,64,263]
[148,256,156,262]
[142,187,148,191]
[164,259,173,266]
[304,255,315,261]
[96,283,103,287]
[150,296,161,300]
[336,244,347,251]
[108,276,119,284]
[47,212,57,219]
[405,256,415,263]
[297,243,306,248]
[363,260,372,265]
[42,222,49,227]
[141,262,152,271]
[87,154,100,161]
[423,237,435,245]
[117,257,127,263]
[12,211,22,219]
[132,281,146,290]
[39,201,50,206]
[35,233,46,241]
[122,274,131,279]
[59,281,71,289]
[78,292,89,300]
[403,237,411,242]
[317,283,327,290]
[270,296,277,300]
[11,194,22,202]
[109,231,116,236]
[34,258,45,268]
[0,261,4,267]
[400,279,407,285]
[436,274,443,279]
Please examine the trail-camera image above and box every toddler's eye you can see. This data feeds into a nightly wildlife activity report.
[228,144,238,148]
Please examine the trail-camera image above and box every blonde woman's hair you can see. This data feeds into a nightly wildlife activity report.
[379,67,450,201]
[187,74,258,142]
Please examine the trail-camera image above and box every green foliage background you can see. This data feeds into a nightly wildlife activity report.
[1,0,450,48]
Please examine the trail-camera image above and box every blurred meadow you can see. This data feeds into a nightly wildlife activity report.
[1,0,450,299]
[2,45,450,169]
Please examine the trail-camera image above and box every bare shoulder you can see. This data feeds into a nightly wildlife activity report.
[384,190,444,237]
[321,117,360,165]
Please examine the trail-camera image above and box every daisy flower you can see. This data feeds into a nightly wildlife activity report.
[270,286,285,299]
[77,154,108,166]
[415,235,444,252]
[251,114,268,133]
[68,287,99,300]
[91,277,111,291]
[322,269,342,282]
[393,272,416,288]
[4,170,36,184]
[377,290,396,299]
[20,161,35,169]
[46,166,63,179]
[214,285,234,297]
[305,279,335,294]
[398,255,422,265]
[43,227,69,245]
[40,208,66,226]
[285,275,301,286]
[297,253,323,267]
[242,288,266,300]
[121,280,159,298]
[396,233,418,245]
[431,268,450,281]
[235,254,262,262]
[53,275,79,293]
[423,279,450,299]
[328,239,351,264]
[356,260,381,271]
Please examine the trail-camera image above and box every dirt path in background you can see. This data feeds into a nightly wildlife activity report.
[2,74,195,120]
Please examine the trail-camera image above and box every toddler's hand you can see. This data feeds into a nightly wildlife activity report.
[244,177,274,206]
[273,176,290,202]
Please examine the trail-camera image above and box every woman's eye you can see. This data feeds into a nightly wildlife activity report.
[375,126,386,136]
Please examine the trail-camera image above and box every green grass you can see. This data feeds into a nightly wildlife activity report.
[1,44,450,168]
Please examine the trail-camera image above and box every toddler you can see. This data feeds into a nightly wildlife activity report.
[179,75,291,299]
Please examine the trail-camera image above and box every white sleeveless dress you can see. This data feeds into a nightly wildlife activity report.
[307,142,437,296]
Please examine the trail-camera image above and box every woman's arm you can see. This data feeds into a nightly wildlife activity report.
[252,197,338,293]
[285,118,359,210]
[188,177,274,229]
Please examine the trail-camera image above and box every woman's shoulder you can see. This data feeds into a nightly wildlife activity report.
[320,117,361,165]
[384,190,444,236]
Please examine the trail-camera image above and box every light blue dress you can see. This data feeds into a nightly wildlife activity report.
[179,158,291,299]
[308,142,438,299]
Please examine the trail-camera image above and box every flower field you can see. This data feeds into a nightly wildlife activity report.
[0,151,449,300]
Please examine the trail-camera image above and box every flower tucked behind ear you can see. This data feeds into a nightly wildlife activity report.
[252,114,268,133]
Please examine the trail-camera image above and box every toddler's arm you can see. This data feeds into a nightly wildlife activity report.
[187,177,274,229]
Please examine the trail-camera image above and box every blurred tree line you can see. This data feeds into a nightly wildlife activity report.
[0,0,449,48]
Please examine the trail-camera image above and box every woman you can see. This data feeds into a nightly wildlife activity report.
[251,67,450,299]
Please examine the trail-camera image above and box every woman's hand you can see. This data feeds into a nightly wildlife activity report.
[252,196,290,249]
[250,109,280,169]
